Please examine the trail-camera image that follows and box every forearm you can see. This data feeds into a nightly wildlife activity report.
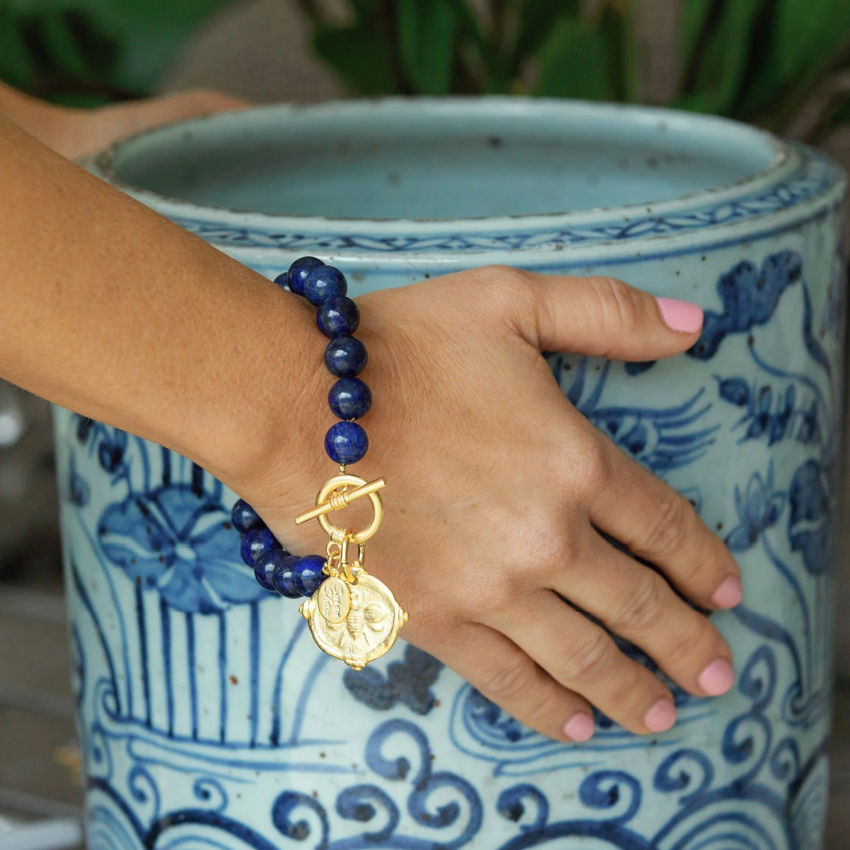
[0,117,322,488]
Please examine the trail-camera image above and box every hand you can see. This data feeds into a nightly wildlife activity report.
[45,90,246,159]
[242,267,742,742]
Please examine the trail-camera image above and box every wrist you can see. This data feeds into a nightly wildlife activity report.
[196,282,330,502]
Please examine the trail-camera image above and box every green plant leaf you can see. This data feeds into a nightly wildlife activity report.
[37,8,99,80]
[676,0,772,116]
[0,5,36,88]
[533,16,611,100]
[396,0,458,93]
[78,0,238,92]
[313,24,399,94]
[506,0,579,77]
[737,0,850,119]
[0,0,237,100]
[600,4,636,103]
[771,0,850,81]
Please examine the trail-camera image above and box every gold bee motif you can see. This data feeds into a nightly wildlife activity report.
[300,572,408,671]
[295,472,407,670]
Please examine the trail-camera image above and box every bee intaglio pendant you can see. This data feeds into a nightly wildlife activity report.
[294,471,407,671]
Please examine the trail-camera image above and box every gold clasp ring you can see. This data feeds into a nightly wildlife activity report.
[294,474,385,545]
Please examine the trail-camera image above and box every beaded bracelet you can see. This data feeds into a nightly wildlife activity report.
[231,256,407,671]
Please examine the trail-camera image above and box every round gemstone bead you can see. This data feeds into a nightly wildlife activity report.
[325,421,368,464]
[324,335,367,377]
[328,377,372,419]
[292,554,326,596]
[317,295,359,338]
[273,270,289,290]
[272,553,302,599]
[240,527,280,568]
[304,265,348,306]
[231,498,263,534]
[254,548,290,592]
[287,256,324,296]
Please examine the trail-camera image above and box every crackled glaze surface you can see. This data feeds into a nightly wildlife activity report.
[58,99,846,849]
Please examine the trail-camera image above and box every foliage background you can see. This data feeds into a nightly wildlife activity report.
[2,0,850,143]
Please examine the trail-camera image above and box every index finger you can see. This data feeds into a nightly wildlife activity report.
[588,431,743,610]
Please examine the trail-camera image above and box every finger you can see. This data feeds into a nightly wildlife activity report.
[590,432,743,610]
[421,619,597,743]
[141,90,249,121]
[509,270,703,361]
[487,589,678,735]
[553,529,735,698]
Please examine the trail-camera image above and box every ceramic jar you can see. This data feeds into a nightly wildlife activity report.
[56,98,846,849]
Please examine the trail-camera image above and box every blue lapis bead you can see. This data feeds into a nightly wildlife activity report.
[324,335,367,377]
[287,256,324,296]
[304,265,348,306]
[240,527,280,568]
[317,295,359,338]
[231,498,264,534]
[325,421,368,464]
[328,377,371,419]
[273,270,289,289]
[292,554,326,596]
[272,553,302,599]
[254,548,290,592]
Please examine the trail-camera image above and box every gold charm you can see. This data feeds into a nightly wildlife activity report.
[301,569,407,670]
[294,471,407,670]
[316,575,351,624]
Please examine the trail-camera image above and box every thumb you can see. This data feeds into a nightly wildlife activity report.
[516,272,703,362]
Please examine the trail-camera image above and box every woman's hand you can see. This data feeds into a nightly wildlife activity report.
[242,266,742,743]
[55,90,246,159]
[0,81,245,159]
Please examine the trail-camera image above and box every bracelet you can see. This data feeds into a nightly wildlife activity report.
[231,256,407,671]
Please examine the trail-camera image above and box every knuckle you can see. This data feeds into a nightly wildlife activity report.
[479,573,522,616]
[477,265,547,342]
[642,493,693,557]
[520,690,565,737]
[480,265,532,304]
[526,516,583,568]
[566,433,610,502]
[578,437,610,491]
[560,628,612,682]
[671,548,704,588]
[611,573,666,632]
[661,621,712,675]
[481,658,538,703]
[589,276,641,334]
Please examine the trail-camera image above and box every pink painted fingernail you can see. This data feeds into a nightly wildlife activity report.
[563,713,595,742]
[644,699,677,733]
[699,658,735,696]
[711,576,743,608]
[656,296,704,333]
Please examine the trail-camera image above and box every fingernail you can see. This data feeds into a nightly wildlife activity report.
[563,713,595,742]
[644,699,677,733]
[656,296,703,333]
[698,658,735,696]
[711,576,743,608]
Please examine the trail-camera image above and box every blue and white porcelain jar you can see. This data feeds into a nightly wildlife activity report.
[56,98,846,849]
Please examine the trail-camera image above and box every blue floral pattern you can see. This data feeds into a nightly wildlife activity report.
[787,460,833,576]
[97,484,264,614]
[725,463,786,552]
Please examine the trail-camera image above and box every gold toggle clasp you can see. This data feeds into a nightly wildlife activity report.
[294,471,406,671]
[295,474,385,545]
